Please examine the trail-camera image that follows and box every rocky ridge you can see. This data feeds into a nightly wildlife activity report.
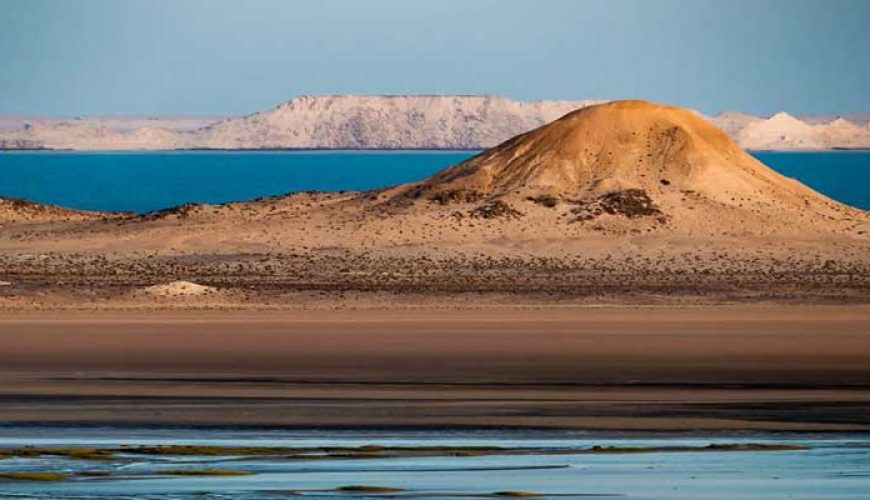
[1,95,866,151]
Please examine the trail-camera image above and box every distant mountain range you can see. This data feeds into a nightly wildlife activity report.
[1,95,868,151]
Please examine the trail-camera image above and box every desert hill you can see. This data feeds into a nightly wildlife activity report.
[393,100,858,230]
[1,95,867,151]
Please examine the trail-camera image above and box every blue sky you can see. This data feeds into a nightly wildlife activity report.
[1,0,868,116]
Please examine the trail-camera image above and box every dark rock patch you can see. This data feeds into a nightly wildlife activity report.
[470,200,523,219]
[571,189,663,221]
[526,194,559,208]
[430,188,484,205]
[139,203,204,221]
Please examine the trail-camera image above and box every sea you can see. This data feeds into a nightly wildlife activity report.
[0,150,867,213]
[0,426,867,499]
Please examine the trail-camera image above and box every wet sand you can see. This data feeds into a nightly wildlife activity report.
[1,306,868,431]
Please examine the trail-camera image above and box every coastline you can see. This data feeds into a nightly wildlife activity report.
[3,147,869,152]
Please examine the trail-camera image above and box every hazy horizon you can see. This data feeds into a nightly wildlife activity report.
[2,0,869,117]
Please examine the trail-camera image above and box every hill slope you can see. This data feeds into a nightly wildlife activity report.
[0,197,116,224]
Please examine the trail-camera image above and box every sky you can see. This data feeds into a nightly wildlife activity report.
[1,0,868,117]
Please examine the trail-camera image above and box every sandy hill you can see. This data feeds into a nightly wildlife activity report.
[393,100,858,230]
[0,197,116,224]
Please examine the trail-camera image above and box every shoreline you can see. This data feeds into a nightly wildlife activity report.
[3,421,870,435]
[2,147,868,153]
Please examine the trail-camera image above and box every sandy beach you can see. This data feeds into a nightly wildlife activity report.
[1,306,867,431]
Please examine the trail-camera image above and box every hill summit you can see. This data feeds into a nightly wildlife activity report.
[402,100,853,222]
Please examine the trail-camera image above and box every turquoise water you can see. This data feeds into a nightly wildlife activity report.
[0,427,867,499]
[0,150,867,213]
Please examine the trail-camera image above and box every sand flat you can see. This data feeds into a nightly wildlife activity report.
[1,306,867,431]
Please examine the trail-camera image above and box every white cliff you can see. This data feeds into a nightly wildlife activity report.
[0,95,867,151]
